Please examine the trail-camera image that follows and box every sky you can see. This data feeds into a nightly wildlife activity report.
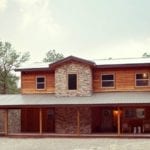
[0,0,150,62]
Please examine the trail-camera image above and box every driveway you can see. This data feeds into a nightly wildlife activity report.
[0,138,149,150]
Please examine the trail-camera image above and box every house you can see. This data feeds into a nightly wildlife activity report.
[0,55,150,137]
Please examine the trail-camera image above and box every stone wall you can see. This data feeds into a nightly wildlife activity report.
[55,61,93,96]
[8,109,21,133]
[79,107,91,134]
[55,107,91,134]
[0,110,5,133]
[0,109,21,134]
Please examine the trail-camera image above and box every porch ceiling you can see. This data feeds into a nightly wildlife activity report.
[0,92,150,108]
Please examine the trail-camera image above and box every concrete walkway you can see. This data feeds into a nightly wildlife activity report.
[0,138,149,150]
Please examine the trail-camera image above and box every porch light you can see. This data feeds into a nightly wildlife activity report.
[143,73,148,78]
[113,110,119,116]
[113,109,121,116]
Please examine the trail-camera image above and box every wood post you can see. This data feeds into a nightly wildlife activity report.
[77,108,80,135]
[117,107,121,135]
[39,108,42,134]
[4,109,8,135]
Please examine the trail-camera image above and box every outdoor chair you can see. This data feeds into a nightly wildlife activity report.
[122,123,131,133]
[143,121,150,133]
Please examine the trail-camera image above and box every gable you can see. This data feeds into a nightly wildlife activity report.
[49,56,95,70]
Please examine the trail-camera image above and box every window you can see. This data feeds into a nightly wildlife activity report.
[36,76,45,89]
[101,74,114,88]
[68,74,77,90]
[124,108,145,119]
[136,73,149,86]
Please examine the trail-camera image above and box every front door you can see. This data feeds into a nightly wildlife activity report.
[101,109,114,132]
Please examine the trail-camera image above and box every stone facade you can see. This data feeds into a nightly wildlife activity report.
[0,110,5,133]
[55,107,91,134]
[79,107,91,134]
[8,109,21,133]
[0,109,21,134]
[55,61,93,96]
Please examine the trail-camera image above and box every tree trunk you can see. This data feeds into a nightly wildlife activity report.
[2,82,7,94]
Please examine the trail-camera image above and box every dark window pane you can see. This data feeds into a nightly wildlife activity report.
[37,77,45,82]
[37,83,45,89]
[68,74,77,90]
[136,73,148,79]
[136,80,149,86]
[102,81,114,87]
[102,75,114,80]
[124,109,136,118]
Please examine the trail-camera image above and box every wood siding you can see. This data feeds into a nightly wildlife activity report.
[93,67,150,92]
[21,67,150,94]
[21,71,55,94]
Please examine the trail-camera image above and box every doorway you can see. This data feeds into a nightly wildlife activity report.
[92,107,117,133]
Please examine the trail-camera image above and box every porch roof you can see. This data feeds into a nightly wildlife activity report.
[0,92,150,108]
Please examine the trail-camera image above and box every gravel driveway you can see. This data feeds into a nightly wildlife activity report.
[0,138,150,150]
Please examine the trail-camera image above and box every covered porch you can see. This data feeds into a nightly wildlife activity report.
[0,92,150,137]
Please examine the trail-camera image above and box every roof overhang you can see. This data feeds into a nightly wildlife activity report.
[95,63,150,69]
[0,92,150,108]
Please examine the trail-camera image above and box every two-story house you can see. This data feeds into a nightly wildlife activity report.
[0,56,150,137]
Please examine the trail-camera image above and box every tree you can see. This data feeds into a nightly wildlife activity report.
[142,52,150,58]
[0,41,30,94]
[43,49,64,62]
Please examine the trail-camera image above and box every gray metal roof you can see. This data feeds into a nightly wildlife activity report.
[16,57,150,71]
[0,92,150,107]
[94,57,150,65]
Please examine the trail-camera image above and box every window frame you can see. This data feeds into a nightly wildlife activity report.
[123,108,145,119]
[67,73,78,90]
[135,72,149,87]
[101,73,115,88]
[36,76,46,90]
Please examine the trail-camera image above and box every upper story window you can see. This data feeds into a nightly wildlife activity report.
[36,76,45,89]
[101,74,114,88]
[68,74,77,90]
[136,73,149,87]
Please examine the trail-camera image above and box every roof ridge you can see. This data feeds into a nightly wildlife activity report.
[93,57,150,61]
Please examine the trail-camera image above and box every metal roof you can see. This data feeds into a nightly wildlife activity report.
[0,92,150,108]
[16,62,50,71]
[94,57,150,65]
[15,57,150,71]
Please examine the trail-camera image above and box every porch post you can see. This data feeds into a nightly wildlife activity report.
[4,109,8,135]
[39,108,43,134]
[77,107,80,135]
[117,107,121,136]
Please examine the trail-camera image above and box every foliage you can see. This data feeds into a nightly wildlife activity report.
[0,41,30,94]
[142,52,150,58]
[43,49,64,62]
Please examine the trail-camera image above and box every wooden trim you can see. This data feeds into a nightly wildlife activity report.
[4,109,8,135]
[67,73,78,91]
[101,73,115,89]
[39,108,42,134]
[77,108,80,135]
[49,56,95,70]
[36,76,46,90]
[117,107,121,136]
[135,72,149,87]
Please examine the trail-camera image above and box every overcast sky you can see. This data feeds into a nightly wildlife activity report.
[0,0,150,62]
